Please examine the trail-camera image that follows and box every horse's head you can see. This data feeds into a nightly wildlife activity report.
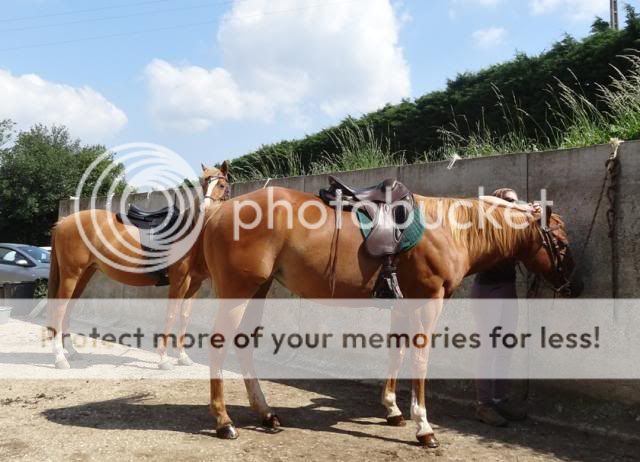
[201,160,230,205]
[523,208,583,297]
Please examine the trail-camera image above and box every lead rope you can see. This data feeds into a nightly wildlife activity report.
[606,139,622,299]
[527,138,623,299]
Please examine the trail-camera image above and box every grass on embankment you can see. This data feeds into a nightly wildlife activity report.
[231,54,640,182]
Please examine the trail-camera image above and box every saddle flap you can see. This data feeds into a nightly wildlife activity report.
[363,204,403,257]
[116,204,180,231]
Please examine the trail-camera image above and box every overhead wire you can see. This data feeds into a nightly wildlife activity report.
[0,0,366,53]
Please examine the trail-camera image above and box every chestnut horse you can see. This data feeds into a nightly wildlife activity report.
[200,187,581,448]
[47,162,230,370]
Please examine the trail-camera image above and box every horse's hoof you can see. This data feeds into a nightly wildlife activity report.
[386,415,406,426]
[216,424,239,440]
[158,359,174,370]
[177,354,194,366]
[55,358,70,370]
[417,433,439,448]
[262,414,282,430]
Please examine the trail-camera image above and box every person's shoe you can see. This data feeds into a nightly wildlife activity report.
[494,399,528,421]
[475,403,508,427]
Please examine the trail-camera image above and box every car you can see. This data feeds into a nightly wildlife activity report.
[0,243,51,283]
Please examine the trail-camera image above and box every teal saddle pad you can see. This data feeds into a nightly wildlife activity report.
[355,207,426,253]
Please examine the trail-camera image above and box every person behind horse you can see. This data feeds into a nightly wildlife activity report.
[472,188,528,427]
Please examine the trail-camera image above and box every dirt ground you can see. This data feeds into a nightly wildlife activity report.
[2,378,639,462]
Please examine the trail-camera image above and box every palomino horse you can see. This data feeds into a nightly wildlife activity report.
[46,162,230,370]
[200,187,581,447]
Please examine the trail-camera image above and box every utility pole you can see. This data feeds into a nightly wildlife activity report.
[610,0,619,30]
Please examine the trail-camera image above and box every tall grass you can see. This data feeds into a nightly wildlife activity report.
[231,146,306,182]
[232,122,404,181]
[311,122,404,174]
[436,53,640,161]
[553,55,640,147]
[430,86,548,161]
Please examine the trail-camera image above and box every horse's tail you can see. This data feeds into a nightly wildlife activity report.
[47,225,60,299]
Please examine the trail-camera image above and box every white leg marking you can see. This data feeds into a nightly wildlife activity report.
[246,379,271,418]
[177,351,194,366]
[158,353,174,370]
[411,388,433,437]
[53,332,70,369]
[382,390,402,418]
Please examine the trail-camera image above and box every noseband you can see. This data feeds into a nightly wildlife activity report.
[204,175,230,202]
[537,223,572,295]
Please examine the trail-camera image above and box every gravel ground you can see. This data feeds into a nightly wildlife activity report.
[2,378,639,462]
[2,318,638,461]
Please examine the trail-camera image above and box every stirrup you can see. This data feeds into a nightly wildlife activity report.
[373,256,403,299]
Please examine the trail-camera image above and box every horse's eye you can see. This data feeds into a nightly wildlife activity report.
[218,184,225,189]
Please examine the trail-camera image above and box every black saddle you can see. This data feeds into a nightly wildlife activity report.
[123,204,177,229]
[319,175,416,298]
[116,204,183,286]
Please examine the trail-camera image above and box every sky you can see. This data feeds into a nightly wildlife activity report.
[1,0,636,172]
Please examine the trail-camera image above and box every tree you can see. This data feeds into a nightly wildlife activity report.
[0,124,127,244]
[591,17,610,34]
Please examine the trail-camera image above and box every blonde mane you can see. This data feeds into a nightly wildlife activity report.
[416,196,540,258]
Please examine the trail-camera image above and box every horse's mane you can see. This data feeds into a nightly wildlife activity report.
[417,196,557,258]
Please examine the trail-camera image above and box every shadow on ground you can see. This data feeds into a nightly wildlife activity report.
[42,379,638,461]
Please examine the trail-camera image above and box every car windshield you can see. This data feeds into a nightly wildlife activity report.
[18,245,50,264]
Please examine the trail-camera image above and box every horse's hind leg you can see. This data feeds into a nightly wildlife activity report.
[62,267,96,359]
[48,273,83,369]
[208,279,276,439]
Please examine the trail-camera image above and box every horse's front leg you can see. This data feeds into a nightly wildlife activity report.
[208,299,250,439]
[157,298,181,370]
[176,280,202,366]
[382,305,409,426]
[158,275,191,369]
[235,296,280,430]
[409,297,443,448]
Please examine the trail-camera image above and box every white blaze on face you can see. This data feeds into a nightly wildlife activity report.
[204,177,220,207]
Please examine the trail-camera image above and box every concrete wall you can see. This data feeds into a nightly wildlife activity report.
[58,141,640,299]
[58,141,640,402]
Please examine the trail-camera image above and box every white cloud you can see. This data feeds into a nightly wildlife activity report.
[472,27,507,49]
[529,0,607,20]
[0,69,127,142]
[145,0,410,130]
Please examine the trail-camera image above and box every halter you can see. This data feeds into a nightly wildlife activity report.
[203,175,230,202]
[536,222,572,295]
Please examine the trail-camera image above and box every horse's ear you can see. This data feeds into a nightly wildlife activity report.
[220,160,230,177]
[201,163,207,172]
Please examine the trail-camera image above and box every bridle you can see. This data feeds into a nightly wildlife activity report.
[535,221,573,296]
[203,175,230,202]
